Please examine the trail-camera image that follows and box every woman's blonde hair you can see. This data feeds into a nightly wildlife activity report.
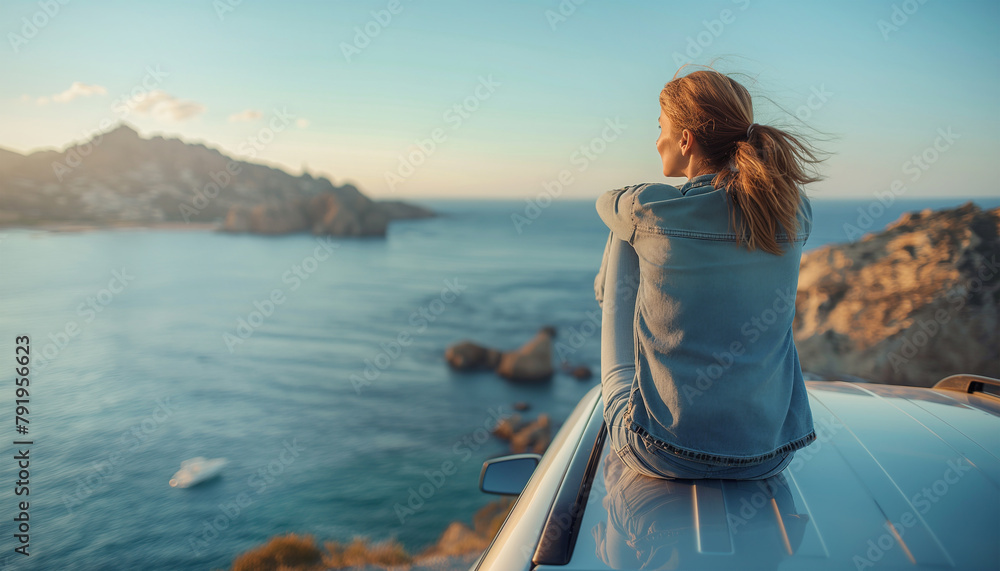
[659,69,825,255]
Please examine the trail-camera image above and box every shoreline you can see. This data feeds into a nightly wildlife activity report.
[0,221,222,233]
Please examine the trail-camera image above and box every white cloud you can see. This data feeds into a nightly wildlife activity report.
[228,109,263,123]
[125,90,205,122]
[295,118,310,129]
[34,81,108,105]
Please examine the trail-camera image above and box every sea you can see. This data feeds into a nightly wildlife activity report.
[0,196,997,570]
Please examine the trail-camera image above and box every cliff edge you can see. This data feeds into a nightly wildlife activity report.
[794,203,999,386]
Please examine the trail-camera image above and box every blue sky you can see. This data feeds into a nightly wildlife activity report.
[1,0,998,198]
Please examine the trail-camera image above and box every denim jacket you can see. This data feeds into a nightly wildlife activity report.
[595,173,816,466]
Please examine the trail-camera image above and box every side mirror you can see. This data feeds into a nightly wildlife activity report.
[479,454,541,495]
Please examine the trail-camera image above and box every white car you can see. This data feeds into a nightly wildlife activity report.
[476,375,1000,570]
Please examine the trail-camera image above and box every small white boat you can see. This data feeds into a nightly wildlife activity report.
[169,457,228,488]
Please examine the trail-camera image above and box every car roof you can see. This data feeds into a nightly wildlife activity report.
[534,380,1000,571]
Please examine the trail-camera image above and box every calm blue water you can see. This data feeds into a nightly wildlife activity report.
[0,196,997,570]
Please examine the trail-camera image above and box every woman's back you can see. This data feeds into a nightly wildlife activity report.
[597,174,814,465]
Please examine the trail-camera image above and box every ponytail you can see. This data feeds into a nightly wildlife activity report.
[661,69,825,255]
[715,124,822,255]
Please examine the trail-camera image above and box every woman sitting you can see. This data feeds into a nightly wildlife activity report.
[596,68,824,479]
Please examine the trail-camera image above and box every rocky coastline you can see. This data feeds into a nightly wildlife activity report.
[0,124,434,236]
[794,203,999,386]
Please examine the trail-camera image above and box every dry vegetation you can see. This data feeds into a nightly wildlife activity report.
[228,498,514,571]
[230,533,412,571]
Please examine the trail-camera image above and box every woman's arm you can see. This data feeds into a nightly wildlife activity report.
[594,231,613,309]
[596,186,639,244]
[600,233,641,410]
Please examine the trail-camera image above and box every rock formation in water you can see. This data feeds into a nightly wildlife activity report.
[0,123,433,235]
[445,327,558,383]
[794,203,999,387]
[491,413,552,454]
[445,341,503,371]
[496,327,557,383]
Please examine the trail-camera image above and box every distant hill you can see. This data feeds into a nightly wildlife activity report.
[0,147,23,172]
[0,124,433,236]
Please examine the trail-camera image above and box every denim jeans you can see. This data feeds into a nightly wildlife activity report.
[600,233,793,480]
